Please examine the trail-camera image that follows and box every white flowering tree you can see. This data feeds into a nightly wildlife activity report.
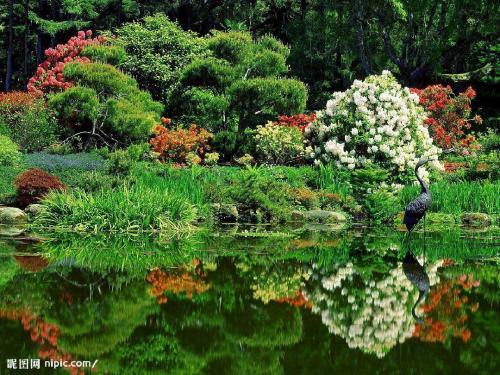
[305,71,443,183]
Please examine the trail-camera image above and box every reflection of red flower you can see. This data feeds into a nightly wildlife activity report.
[146,267,210,304]
[414,273,480,344]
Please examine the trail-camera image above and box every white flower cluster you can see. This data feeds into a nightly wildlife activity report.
[305,259,443,358]
[305,71,443,182]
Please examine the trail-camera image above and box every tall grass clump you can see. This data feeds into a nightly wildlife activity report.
[399,180,500,214]
[32,181,199,235]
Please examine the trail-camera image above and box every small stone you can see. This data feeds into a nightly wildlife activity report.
[25,204,47,217]
[0,207,27,224]
[461,213,492,227]
[213,203,239,222]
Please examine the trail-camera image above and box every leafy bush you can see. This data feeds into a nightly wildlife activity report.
[27,30,106,94]
[150,120,213,164]
[0,135,21,167]
[48,62,163,145]
[0,165,24,205]
[172,30,307,133]
[411,85,481,151]
[227,167,295,223]
[255,122,306,165]
[228,78,307,129]
[0,92,59,152]
[112,14,209,102]
[305,71,442,184]
[25,152,105,172]
[16,169,67,207]
[106,143,152,175]
[477,129,500,154]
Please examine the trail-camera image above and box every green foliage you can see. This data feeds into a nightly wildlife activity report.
[48,62,163,144]
[106,143,151,175]
[477,129,500,154]
[0,95,59,152]
[82,45,127,66]
[173,29,307,137]
[0,165,24,205]
[0,135,21,167]
[254,122,305,165]
[228,78,307,129]
[112,13,209,102]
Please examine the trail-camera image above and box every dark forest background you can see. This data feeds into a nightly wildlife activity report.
[1,0,499,121]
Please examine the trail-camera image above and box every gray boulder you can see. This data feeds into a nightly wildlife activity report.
[25,204,47,217]
[0,207,27,224]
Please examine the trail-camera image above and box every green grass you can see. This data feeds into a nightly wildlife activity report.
[32,175,201,235]
[399,180,500,214]
[0,165,23,204]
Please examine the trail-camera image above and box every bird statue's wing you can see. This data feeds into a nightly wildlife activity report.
[405,196,427,215]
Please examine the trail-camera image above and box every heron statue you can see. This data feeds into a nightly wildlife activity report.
[403,250,430,324]
[403,156,433,237]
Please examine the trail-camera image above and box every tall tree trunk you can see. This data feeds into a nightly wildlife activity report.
[116,0,123,26]
[5,0,14,91]
[354,1,371,75]
[50,0,57,47]
[36,0,44,64]
[24,0,30,84]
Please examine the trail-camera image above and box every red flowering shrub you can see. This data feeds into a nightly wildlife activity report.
[277,113,316,133]
[27,30,106,94]
[411,85,482,151]
[150,118,213,164]
[16,169,67,207]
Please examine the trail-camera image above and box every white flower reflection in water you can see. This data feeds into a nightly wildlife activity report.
[305,259,443,358]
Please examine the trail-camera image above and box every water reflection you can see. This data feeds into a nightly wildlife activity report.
[0,228,498,374]
[403,250,430,323]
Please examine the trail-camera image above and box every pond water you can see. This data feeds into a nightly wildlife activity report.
[0,226,498,374]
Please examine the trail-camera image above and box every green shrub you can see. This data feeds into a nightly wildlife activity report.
[477,129,500,154]
[112,14,209,102]
[0,165,24,204]
[49,62,163,145]
[255,122,305,165]
[0,92,59,152]
[0,135,21,167]
[228,78,307,129]
[173,30,307,133]
[106,144,151,175]
[82,45,127,66]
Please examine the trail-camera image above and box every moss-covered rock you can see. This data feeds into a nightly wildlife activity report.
[462,212,492,227]
[291,210,346,224]
[0,206,27,224]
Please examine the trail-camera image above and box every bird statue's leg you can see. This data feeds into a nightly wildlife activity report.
[423,213,427,266]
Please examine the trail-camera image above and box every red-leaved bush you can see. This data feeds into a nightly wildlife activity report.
[27,30,106,94]
[16,169,67,207]
[411,85,482,151]
[277,113,316,133]
[150,118,213,164]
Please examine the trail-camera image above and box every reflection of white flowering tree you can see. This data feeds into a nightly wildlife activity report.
[305,71,442,183]
[305,259,443,358]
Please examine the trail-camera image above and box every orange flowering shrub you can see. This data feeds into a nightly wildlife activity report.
[16,169,67,207]
[413,274,480,344]
[149,118,213,164]
[146,268,210,304]
[274,290,313,309]
[277,113,316,133]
